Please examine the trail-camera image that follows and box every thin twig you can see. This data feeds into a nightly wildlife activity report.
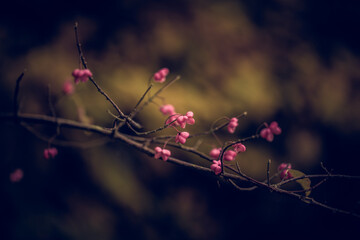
[267,159,271,186]
[74,22,141,129]
[13,72,25,118]
[228,179,257,191]
[129,84,154,118]
[130,75,180,118]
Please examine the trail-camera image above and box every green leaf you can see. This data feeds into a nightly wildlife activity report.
[288,169,311,197]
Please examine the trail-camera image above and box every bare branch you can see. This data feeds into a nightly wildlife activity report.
[13,72,25,118]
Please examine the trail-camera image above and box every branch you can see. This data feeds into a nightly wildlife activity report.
[1,112,360,219]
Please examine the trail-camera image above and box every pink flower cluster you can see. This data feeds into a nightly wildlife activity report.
[278,163,293,180]
[155,102,196,161]
[153,68,169,83]
[209,143,246,174]
[44,147,58,159]
[177,111,195,128]
[10,169,23,183]
[154,147,171,161]
[161,105,195,129]
[260,121,281,142]
[72,68,93,84]
[227,117,238,133]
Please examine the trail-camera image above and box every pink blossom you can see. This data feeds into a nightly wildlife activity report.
[233,143,246,153]
[210,160,222,175]
[10,169,23,182]
[175,132,190,144]
[278,163,292,180]
[72,68,93,84]
[160,104,176,116]
[154,147,171,161]
[223,150,237,161]
[62,80,74,95]
[44,147,58,159]
[209,148,222,159]
[260,121,282,142]
[227,117,238,134]
[177,111,195,128]
[153,68,169,83]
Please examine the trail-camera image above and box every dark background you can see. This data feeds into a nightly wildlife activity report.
[1,0,360,239]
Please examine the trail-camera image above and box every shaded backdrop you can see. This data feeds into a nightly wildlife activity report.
[1,0,360,239]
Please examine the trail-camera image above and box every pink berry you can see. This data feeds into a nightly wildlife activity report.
[175,132,190,144]
[72,69,92,84]
[227,117,238,134]
[278,163,292,180]
[10,169,23,182]
[83,69,93,77]
[209,148,222,159]
[260,121,281,142]
[72,69,81,77]
[160,104,176,116]
[269,121,282,135]
[177,111,195,128]
[159,68,169,77]
[154,147,171,161]
[44,147,58,159]
[154,72,163,81]
[260,128,274,142]
[223,150,237,161]
[210,160,222,175]
[62,80,74,95]
[233,143,246,153]
[153,68,169,83]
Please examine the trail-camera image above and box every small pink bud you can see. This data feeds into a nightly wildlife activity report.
[160,104,176,116]
[175,131,190,144]
[44,147,58,159]
[209,148,222,159]
[210,160,222,175]
[233,143,246,153]
[177,111,195,128]
[62,80,74,95]
[227,117,238,134]
[10,169,23,182]
[223,150,237,161]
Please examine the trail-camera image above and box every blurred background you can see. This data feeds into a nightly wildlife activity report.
[1,0,360,239]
